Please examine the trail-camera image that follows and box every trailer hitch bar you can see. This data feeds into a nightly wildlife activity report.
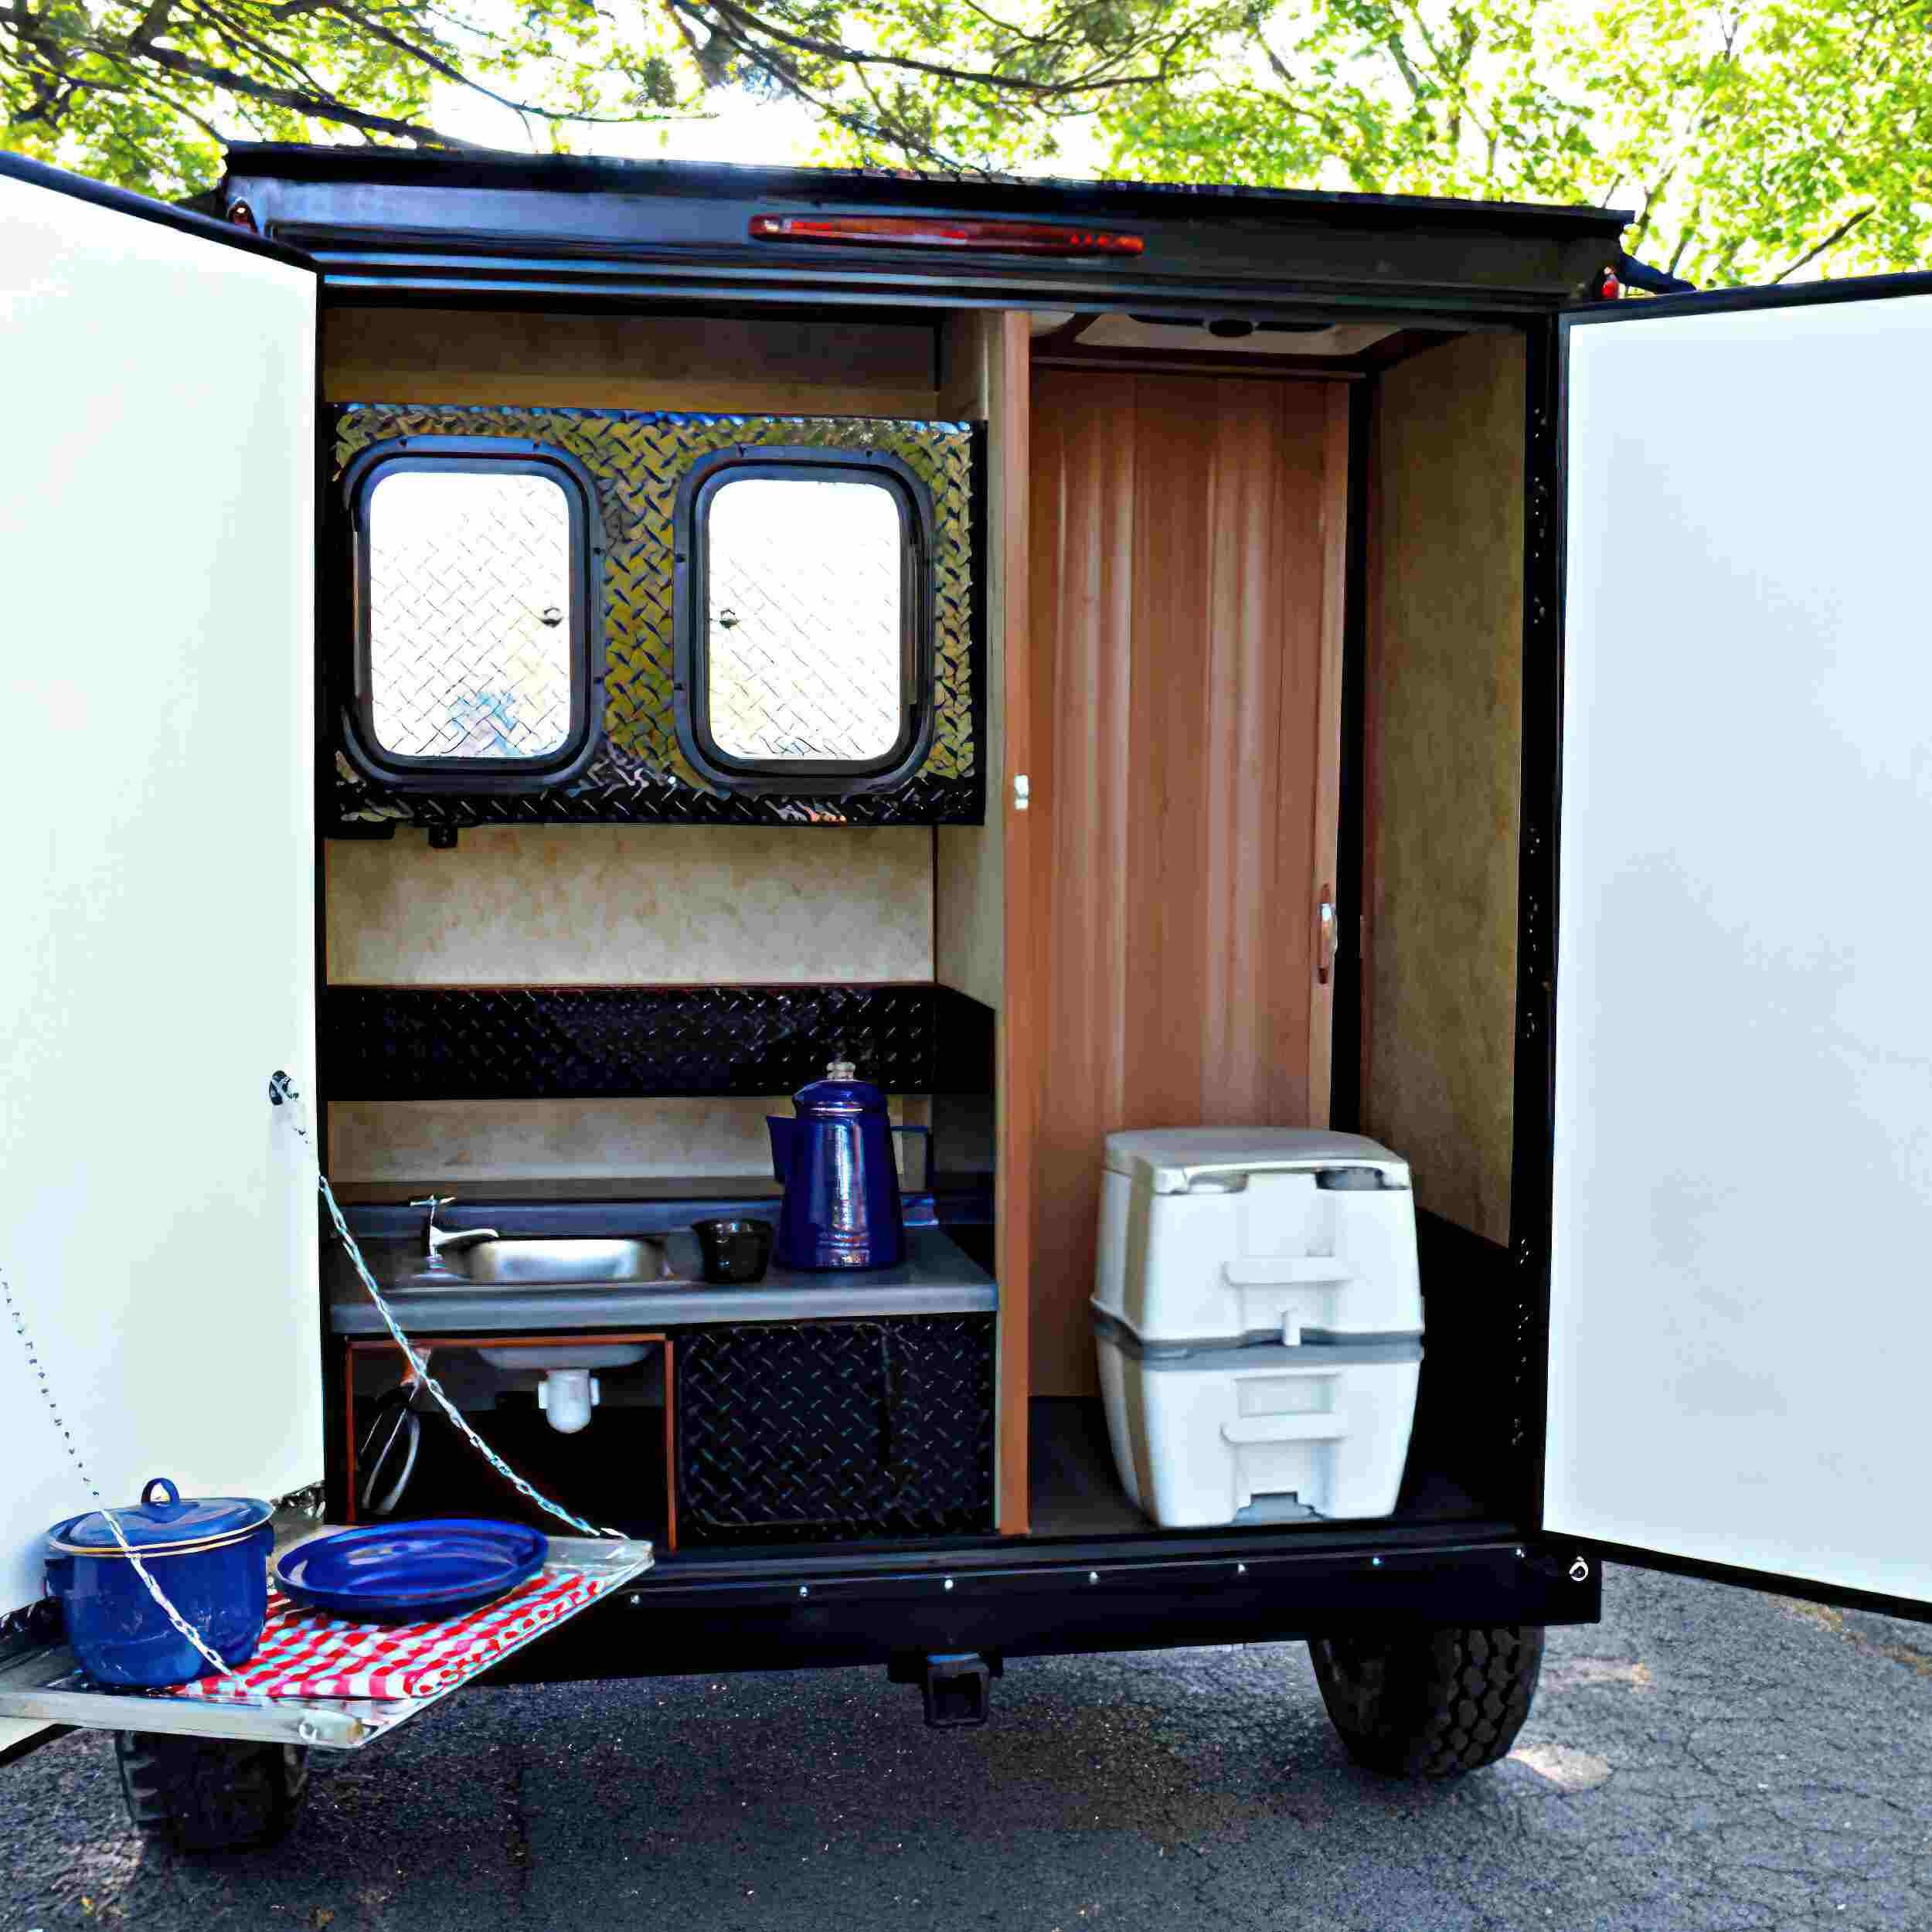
[893,1651,1000,1729]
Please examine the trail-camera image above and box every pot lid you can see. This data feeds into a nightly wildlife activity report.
[793,1058,887,1114]
[59,1476,271,1553]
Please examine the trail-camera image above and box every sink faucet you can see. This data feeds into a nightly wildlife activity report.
[410,1195,499,1263]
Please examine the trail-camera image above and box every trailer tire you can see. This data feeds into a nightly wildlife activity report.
[1308,1624,1544,1778]
[114,1731,310,1852]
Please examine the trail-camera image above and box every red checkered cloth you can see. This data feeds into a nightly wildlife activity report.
[181,1565,616,1702]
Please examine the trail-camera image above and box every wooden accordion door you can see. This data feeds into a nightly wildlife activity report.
[1024,369,1349,1398]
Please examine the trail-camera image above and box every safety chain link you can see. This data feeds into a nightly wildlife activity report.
[269,1073,621,1539]
[2,1263,243,1684]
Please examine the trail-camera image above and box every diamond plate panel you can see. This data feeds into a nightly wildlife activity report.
[367,470,573,758]
[321,985,942,1100]
[675,1316,996,1543]
[330,406,979,829]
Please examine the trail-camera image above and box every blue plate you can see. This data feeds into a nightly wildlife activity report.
[275,1520,546,1624]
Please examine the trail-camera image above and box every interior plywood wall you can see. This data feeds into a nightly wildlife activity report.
[318,303,970,1188]
[325,825,937,1182]
[322,308,940,417]
[1362,331,1525,1246]
[325,825,934,986]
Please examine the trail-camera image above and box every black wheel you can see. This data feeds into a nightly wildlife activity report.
[1309,1624,1544,1778]
[115,1731,310,1852]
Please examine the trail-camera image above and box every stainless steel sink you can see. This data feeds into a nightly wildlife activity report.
[399,1236,674,1291]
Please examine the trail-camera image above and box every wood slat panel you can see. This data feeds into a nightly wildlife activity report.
[1026,369,1346,1397]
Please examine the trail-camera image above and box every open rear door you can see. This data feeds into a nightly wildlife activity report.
[0,159,321,1632]
[1547,277,1932,1617]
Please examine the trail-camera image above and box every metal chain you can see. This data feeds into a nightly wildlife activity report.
[269,1073,621,1539]
[2,1264,244,1684]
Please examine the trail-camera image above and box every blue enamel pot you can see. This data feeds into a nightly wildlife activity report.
[44,1477,274,1689]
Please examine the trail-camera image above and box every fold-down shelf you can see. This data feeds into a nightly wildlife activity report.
[0,1534,651,1751]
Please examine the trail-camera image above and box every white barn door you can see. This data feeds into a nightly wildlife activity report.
[0,161,320,1654]
[1549,280,1932,1613]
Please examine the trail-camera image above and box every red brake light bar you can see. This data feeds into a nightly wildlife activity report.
[749,213,1144,257]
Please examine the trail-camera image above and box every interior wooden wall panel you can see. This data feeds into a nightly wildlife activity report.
[1360,332,1525,1244]
[1027,369,1346,1397]
[322,308,940,417]
[985,314,1035,1534]
[934,308,1034,1531]
[934,312,1005,1015]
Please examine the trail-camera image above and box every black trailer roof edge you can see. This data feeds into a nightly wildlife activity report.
[0,151,316,274]
[222,140,1633,237]
[310,267,1575,322]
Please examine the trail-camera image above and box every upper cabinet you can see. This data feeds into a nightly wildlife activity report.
[326,398,982,832]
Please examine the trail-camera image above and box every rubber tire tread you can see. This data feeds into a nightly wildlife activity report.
[1309,1624,1545,1779]
[114,1730,310,1852]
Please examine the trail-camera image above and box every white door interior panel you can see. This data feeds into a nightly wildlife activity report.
[0,169,319,1618]
[1549,288,1932,1607]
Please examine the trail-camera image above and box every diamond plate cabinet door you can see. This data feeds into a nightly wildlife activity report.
[365,470,575,760]
[675,1317,997,1543]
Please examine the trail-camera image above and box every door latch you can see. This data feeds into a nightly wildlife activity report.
[1012,774,1030,813]
[1316,886,1338,984]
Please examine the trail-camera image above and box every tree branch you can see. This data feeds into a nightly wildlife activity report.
[318,0,687,123]
[1770,206,1875,282]
[132,38,485,141]
[676,0,1165,100]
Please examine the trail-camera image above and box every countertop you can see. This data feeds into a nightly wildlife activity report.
[327,1226,997,1338]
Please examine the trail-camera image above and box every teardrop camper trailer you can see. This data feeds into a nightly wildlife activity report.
[6,144,1932,1849]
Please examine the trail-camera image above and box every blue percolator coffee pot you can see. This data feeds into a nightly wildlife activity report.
[766,1060,927,1270]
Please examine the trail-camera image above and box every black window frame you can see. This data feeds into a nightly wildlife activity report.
[672,445,937,795]
[339,435,606,794]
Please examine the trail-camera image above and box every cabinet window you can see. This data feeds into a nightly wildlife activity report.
[675,448,934,794]
[342,439,604,792]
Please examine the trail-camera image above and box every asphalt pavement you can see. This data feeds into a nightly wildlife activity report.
[5,1562,1929,1930]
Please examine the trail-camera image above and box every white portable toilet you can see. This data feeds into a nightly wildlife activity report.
[1091,1128,1423,1529]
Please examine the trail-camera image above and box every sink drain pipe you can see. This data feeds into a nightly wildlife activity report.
[539,1369,600,1435]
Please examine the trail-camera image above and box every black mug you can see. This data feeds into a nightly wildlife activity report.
[692,1218,775,1284]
